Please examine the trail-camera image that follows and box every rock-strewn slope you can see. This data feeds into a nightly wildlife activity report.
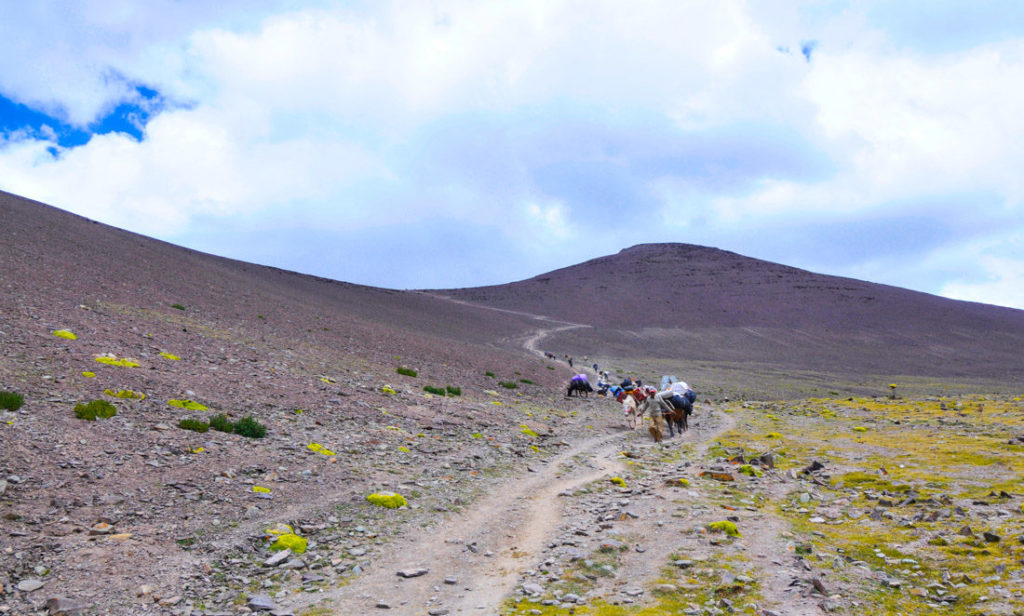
[0,190,575,614]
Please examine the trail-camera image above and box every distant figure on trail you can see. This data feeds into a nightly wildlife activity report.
[593,363,598,373]
[568,357,574,368]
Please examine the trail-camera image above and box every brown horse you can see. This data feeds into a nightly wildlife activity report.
[639,393,690,442]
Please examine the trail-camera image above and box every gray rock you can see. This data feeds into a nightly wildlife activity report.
[522,582,544,595]
[17,579,44,592]
[264,549,291,567]
[427,610,449,615]
[397,568,428,578]
[46,597,87,615]
[247,594,277,612]
[280,558,306,570]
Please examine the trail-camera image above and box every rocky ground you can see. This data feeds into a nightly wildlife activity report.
[4,193,1024,616]
[5,304,1024,616]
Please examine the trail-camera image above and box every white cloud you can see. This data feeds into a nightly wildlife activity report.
[941,255,1024,309]
[1,1,1023,307]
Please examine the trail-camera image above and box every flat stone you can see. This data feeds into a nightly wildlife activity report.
[88,522,113,535]
[46,596,87,615]
[247,594,277,612]
[280,558,306,570]
[264,549,291,567]
[522,582,544,595]
[396,568,428,578]
[17,579,44,592]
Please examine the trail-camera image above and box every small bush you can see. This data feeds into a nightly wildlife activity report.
[519,379,534,385]
[424,385,446,396]
[485,371,495,378]
[366,492,407,508]
[707,520,741,537]
[209,414,234,433]
[74,400,117,421]
[498,381,517,389]
[234,415,267,439]
[270,533,307,553]
[0,391,24,412]
[445,385,461,396]
[179,418,209,433]
[170,303,186,311]
[396,367,418,377]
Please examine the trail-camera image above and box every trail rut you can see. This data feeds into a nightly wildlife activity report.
[307,430,626,615]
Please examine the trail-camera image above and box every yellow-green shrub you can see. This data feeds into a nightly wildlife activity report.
[366,492,407,508]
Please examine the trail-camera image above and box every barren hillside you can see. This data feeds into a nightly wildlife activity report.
[436,243,1024,380]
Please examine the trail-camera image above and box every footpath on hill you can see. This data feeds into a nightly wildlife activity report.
[288,395,825,616]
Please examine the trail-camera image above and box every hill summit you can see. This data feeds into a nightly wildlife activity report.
[437,243,1024,379]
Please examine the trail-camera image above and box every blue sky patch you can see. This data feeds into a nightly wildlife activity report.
[0,83,168,151]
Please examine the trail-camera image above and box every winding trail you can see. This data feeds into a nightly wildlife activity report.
[308,430,626,614]
[297,298,790,616]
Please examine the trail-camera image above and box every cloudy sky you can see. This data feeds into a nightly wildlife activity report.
[2,1,1023,309]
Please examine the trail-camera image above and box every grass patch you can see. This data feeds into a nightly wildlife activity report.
[233,416,267,439]
[446,385,461,396]
[179,418,210,433]
[170,303,186,310]
[209,414,234,433]
[396,367,418,377]
[499,381,518,389]
[423,385,446,396]
[74,400,117,421]
[0,391,24,412]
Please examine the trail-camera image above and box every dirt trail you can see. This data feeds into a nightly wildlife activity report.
[308,430,626,615]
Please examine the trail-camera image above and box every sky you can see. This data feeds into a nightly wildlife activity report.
[1,1,1023,310]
